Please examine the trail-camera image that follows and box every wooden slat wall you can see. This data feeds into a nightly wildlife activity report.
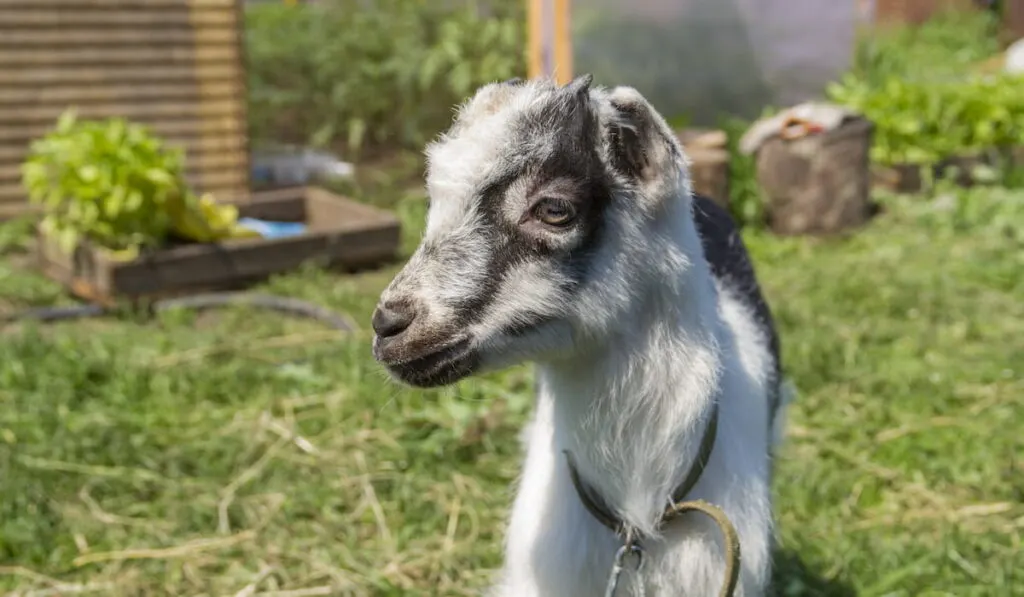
[873,0,978,25]
[0,0,250,217]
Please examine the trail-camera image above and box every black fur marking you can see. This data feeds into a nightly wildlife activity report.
[446,85,614,329]
[446,172,531,327]
[691,194,783,416]
[564,73,594,97]
[607,100,649,180]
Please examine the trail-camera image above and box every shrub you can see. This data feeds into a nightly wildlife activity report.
[827,73,1024,166]
[849,9,1000,88]
[827,8,1024,169]
[22,110,253,256]
[244,0,526,157]
[21,110,183,253]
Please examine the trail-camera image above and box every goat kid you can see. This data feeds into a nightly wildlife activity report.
[371,75,789,596]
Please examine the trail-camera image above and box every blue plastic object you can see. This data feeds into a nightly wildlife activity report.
[237,217,308,239]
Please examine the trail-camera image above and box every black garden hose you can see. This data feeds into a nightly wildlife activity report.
[154,292,356,332]
[0,292,356,333]
[0,304,107,323]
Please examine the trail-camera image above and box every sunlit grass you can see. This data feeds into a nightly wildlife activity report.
[1,183,1021,596]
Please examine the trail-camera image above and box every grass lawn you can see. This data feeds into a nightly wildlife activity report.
[0,174,1022,596]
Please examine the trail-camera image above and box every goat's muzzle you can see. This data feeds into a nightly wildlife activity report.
[371,300,480,387]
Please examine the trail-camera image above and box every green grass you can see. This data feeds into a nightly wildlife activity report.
[1,178,1022,596]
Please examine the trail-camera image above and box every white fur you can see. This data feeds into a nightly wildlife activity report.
[377,78,788,596]
[491,206,778,597]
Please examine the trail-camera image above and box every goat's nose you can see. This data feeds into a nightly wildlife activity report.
[371,302,416,339]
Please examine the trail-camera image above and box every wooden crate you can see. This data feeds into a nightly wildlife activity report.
[1004,0,1024,41]
[0,0,250,220]
[677,128,730,209]
[756,117,874,236]
[36,186,401,304]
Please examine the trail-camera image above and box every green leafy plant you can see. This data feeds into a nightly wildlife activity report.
[21,109,186,255]
[717,116,766,228]
[825,7,1024,182]
[827,73,1024,168]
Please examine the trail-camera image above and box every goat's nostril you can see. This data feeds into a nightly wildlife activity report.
[371,303,416,339]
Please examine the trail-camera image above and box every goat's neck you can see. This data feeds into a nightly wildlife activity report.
[537,214,724,535]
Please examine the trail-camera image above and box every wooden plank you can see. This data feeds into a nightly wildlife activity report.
[189,181,249,198]
[32,188,399,301]
[0,117,245,144]
[0,63,240,86]
[873,0,976,24]
[0,168,250,206]
[0,150,248,181]
[1006,0,1024,41]
[0,153,251,177]
[0,81,241,106]
[2,193,29,208]
[0,46,239,68]
[0,0,237,10]
[196,185,250,199]
[0,8,236,28]
[0,134,248,162]
[188,152,250,172]
[217,0,249,202]
[0,27,237,47]
[0,99,242,125]
[0,201,34,220]
[165,136,250,157]
[0,179,27,197]
[0,160,251,193]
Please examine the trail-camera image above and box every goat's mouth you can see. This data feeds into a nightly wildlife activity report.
[373,336,479,388]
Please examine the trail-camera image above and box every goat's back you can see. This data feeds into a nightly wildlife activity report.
[691,194,781,384]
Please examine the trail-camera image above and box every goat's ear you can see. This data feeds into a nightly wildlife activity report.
[564,73,594,97]
[605,86,676,183]
[542,73,596,138]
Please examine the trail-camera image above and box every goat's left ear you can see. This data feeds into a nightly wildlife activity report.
[604,86,679,184]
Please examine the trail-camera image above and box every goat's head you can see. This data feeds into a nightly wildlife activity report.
[372,75,694,387]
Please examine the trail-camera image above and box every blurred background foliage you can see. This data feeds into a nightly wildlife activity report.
[244,2,1023,229]
[245,0,526,159]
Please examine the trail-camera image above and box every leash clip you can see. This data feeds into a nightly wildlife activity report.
[604,537,645,597]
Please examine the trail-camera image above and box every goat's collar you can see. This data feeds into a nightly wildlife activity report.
[563,401,719,540]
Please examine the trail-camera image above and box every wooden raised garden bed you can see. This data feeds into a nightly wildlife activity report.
[36,186,401,305]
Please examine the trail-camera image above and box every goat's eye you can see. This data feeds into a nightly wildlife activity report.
[531,198,576,227]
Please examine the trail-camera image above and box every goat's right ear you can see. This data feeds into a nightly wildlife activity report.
[605,86,676,183]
